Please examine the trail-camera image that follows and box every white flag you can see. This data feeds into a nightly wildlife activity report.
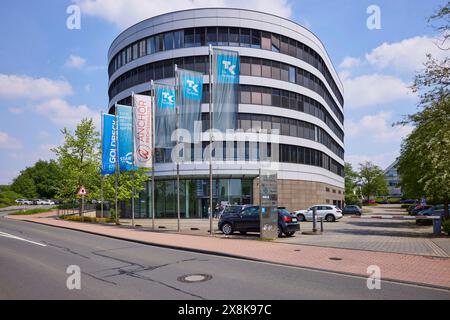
[133,94,153,168]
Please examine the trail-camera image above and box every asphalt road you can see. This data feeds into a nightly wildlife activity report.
[1,217,449,300]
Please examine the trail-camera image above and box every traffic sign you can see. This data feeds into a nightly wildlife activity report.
[77,186,88,196]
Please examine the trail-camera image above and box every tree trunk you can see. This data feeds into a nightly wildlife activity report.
[444,198,449,220]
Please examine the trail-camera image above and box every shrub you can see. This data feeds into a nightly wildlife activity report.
[443,219,450,236]
[10,208,54,216]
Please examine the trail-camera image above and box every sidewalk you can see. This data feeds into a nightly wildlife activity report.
[6,212,450,290]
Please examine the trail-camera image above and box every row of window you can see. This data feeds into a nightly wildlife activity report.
[108,27,344,107]
[154,143,344,177]
[109,56,344,125]
[199,113,344,159]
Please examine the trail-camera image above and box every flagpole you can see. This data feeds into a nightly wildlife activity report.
[175,65,181,233]
[114,103,119,225]
[100,111,104,221]
[209,44,214,236]
[131,92,136,228]
[151,80,156,231]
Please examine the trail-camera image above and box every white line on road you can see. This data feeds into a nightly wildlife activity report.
[0,231,47,247]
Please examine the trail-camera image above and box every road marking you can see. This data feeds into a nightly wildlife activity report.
[0,231,47,247]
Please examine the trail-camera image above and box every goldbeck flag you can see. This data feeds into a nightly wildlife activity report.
[133,94,153,168]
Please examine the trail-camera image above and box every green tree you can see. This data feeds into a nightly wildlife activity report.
[10,172,38,199]
[344,163,361,205]
[52,118,101,202]
[358,161,388,201]
[398,2,450,217]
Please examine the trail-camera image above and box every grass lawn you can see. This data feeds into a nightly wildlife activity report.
[9,208,55,216]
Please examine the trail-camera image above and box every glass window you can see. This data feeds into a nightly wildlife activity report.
[281,91,289,108]
[296,43,303,60]
[281,118,289,136]
[272,61,281,80]
[272,89,281,107]
[262,87,272,105]
[147,36,155,54]
[289,39,297,57]
[251,87,262,105]
[174,30,184,49]
[261,32,271,50]
[252,116,262,131]
[195,27,205,46]
[132,43,138,60]
[229,27,239,46]
[240,114,251,131]
[164,32,174,51]
[126,46,132,63]
[280,64,289,82]
[154,61,163,79]
[241,89,251,104]
[206,27,217,46]
[195,56,207,74]
[163,60,173,78]
[289,66,296,83]
[184,56,195,71]
[272,116,281,133]
[262,115,271,131]
[139,40,146,57]
[155,34,164,52]
[251,58,261,77]
[280,36,289,54]
[271,34,280,52]
[262,60,271,78]
[240,57,251,76]
[184,28,195,48]
[240,28,251,47]
[290,119,297,137]
[251,30,261,49]
[218,27,229,46]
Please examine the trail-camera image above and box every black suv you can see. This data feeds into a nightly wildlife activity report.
[218,205,300,237]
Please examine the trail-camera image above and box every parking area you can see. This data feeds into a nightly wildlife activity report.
[116,204,450,258]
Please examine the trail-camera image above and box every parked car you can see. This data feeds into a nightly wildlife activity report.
[418,205,450,217]
[294,205,343,222]
[342,205,362,216]
[15,199,27,205]
[218,206,300,237]
[40,199,55,205]
[409,205,432,216]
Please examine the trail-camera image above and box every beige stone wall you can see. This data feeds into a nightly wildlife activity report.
[253,178,344,212]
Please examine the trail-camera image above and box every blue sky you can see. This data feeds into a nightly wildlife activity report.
[0,0,446,184]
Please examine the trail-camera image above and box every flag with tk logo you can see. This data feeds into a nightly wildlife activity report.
[176,68,204,136]
[101,114,117,175]
[155,83,176,148]
[117,104,135,172]
[133,94,153,168]
[213,48,240,132]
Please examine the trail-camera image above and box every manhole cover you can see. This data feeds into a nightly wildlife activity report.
[177,274,212,283]
[329,257,343,261]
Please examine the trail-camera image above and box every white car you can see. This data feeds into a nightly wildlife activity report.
[294,205,343,222]
[40,200,55,205]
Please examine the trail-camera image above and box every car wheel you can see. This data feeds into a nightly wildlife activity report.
[297,214,306,222]
[285,231,295,237]
[221,223,233,235]
[325,214,335,222]
[277,225,283,238]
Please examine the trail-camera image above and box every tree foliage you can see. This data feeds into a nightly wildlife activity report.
[399,2,450,217]
[358,162,388,201]
[344,163,361,205]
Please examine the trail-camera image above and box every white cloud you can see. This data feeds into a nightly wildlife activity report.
[8,107,24,115]
[0,74,73,100]
[342,73,416,109]
[77,0,292,29]
[65,54,86,69]
[346,111,413,144]
[34,98,100,129]
[339,56,361,69]
[365,36,447,73]
[0,132,22,150]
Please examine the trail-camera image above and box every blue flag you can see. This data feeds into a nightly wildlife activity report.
[155,84,176,148]
[117,104,135,172]
[101,114,117,176]
[213,48,240,132]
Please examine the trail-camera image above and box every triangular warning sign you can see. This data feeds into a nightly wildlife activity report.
[77,186,88,196]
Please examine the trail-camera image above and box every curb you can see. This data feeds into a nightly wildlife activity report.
[15,217,450,292]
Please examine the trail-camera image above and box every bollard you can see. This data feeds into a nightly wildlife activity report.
[433,217,442,236]
[312,208,317,232]
[320,217,324,233]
